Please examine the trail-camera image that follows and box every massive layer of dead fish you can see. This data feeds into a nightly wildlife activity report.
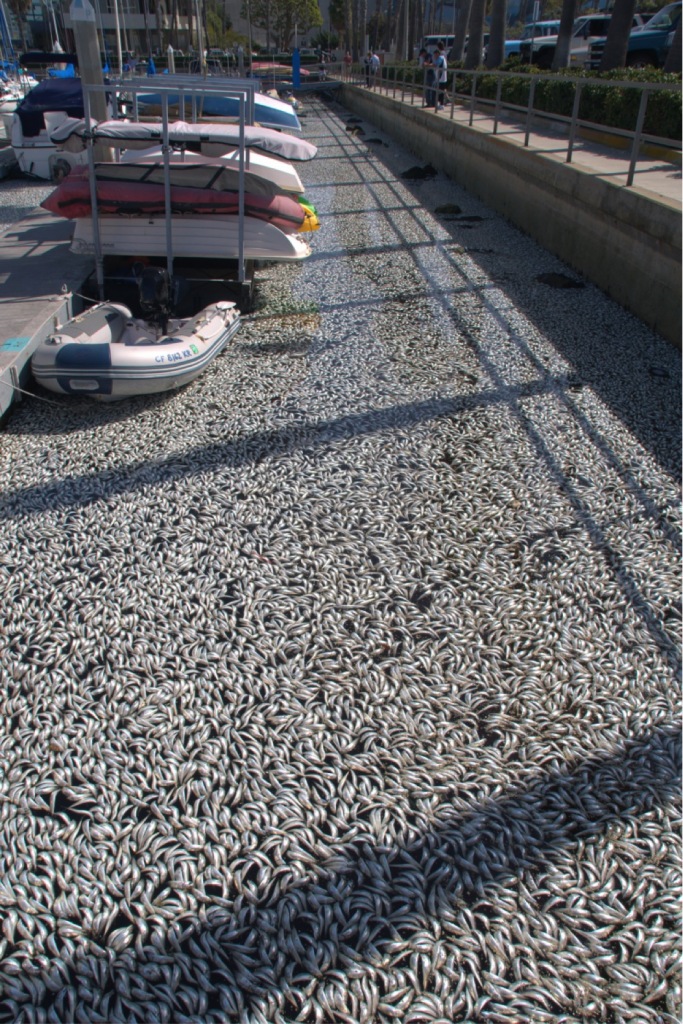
[0,99,680,1024]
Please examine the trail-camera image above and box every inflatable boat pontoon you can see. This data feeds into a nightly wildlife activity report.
[32,299,241,399]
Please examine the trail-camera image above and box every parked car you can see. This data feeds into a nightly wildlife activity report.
[588,1,681,67]
[664,26,675,61]
[505,21,561,59]
[519,13,647,68]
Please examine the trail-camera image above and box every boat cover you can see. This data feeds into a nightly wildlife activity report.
[84,159,291,198]
[51,118,318,161]
[16,78,84,138]
[133,80,301,131]
[42,175,318,232]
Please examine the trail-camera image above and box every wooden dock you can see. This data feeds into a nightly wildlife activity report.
[0,210,92,419]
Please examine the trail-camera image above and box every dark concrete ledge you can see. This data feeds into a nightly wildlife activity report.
[338,84,681,346]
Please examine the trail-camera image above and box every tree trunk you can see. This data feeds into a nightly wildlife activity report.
[360,0,367,52]
[372,0,381,49]
[599,0,636,70]
[551,0,579,70]
[17,14,27,51]
[463,0,484,66]
[155,0,163,51]
[395,0,405,55]
[201,0,208,48]
[486,0,506,66]
[383,0,392,49]
[266,0,271,50]
[171,0,179,49]
[664,16,682,71]
[437,0,444,34]
[452,0,472,60]
[143,0,153,54]
[187,0,193,52]
[352,0,359,59]
[345,0,352,52]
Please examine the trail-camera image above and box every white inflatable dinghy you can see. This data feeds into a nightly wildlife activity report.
[32,300,240,400]
[120,145,305,195]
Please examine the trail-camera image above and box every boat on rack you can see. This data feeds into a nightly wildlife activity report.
[118,144,305,195]
[69,213,312,261]
[133,78,302,132]
[32,271,241,399]
[42,169,319,232]
[65,156,302,199]
[51,118,318,163]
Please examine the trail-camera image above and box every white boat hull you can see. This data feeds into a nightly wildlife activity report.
[32,300,241,399]
[120,145,304,194]
[12,142,86,180]
[70,215,311,261]
[12,111,88,180]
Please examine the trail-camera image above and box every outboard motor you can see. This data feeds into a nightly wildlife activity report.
[136,266,174,333]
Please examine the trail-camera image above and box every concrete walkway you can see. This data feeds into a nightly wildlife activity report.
[357,80,682,205]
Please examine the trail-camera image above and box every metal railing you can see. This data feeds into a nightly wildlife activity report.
[81,79,255,298]
[333,63,681,187]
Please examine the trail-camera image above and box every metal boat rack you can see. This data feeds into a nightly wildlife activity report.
[81,78,260,305]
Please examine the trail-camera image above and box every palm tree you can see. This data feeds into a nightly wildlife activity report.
[142,0,153,55]
[383,0,392,49]
[551,0,579,70]
[599,0,636,71]
[344,0,352,52]
[486,0,506,66]
[664,17,682,71]
[360,0,367,52]
[352,0,359,58]
[463,0,485,67]
[452,0,473,60]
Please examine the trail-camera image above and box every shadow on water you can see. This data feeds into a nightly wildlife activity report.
[1,726,679,1022]
[316,98,682,483]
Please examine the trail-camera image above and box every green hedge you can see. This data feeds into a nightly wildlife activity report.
[451,64,681,141]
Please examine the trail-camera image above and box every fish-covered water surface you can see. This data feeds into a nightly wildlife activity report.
[0,98,680,1024]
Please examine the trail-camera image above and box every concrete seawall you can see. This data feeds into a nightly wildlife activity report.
[337,83,681,346]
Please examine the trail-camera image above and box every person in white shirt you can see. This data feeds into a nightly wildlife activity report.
[370,50,380,88]
[434,40,447,110]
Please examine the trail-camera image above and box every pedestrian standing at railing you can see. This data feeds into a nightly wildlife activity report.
[343,50,352,79]
[435,40,447,110]
[364,52,372,87]
[370,50,380,88]
[424,52,436,108]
